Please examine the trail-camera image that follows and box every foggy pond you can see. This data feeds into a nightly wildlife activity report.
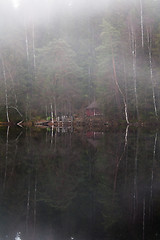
[1,1,160,239]
[0,126,160,240]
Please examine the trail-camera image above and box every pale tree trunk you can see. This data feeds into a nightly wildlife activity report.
[25,23,29,62]
[131,26,139,121]
[5,63,23,118]
[147,28,158,118]
[1,57,10,122]
[25,94,29,122]
[54,97,57,118]
[88,65,92,102]
[24,21,30,121]
[45,105,48,119]
[32,22,36,80]
[140,0,144,48]
[50,103,54,123]
[111,39,129,125]
[6,64,18,106]
[123,55,128,109]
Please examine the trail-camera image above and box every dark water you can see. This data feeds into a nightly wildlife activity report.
[0,126,160,240]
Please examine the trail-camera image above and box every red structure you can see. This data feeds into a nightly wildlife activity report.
[85,101,101,117]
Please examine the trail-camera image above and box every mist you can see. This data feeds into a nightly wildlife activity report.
[1,2,160,240]
[0,0,160,124]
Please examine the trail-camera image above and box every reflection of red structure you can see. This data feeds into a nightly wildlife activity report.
[86,131,95,138]
[86,131,104,139]
[85,101,101,117]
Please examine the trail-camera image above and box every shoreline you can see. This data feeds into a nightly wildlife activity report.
[0,119,160,129]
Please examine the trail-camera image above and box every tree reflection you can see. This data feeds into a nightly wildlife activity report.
[0,127,160,239]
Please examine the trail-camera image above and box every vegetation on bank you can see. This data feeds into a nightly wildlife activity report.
[0,0,160,124]
[0,116,160,129]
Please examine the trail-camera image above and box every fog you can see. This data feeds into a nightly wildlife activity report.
[0,0,160,123]
[0,0,109,37]
[1,0,117,26]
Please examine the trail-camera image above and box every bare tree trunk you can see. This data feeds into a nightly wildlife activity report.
[88,65,92,102]
[25,23,29,62]
[131,26,139,121]
[123,55,128,109]
[24,21,30,121]
[5,63,23,118]
[147,28,158,118]
[45,105,48,119]
[111,39,129,124]
[54,97,57,118]
[6,64,18,105]
[32,22,36,80]
[50,103,54,124]
[140,0,144,48]
[1,57,10,122]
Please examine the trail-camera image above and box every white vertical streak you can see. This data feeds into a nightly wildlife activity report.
[2,57,10,122]
[140,0,144,48]
[147,30,158,118]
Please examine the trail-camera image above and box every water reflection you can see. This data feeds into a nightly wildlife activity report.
[0,126,160,240]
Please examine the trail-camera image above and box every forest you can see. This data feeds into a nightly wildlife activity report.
[0,0,160,124]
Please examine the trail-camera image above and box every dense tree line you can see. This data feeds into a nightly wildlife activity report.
[0,0,160,123]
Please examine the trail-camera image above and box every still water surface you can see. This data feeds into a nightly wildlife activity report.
[0,126,160,240]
